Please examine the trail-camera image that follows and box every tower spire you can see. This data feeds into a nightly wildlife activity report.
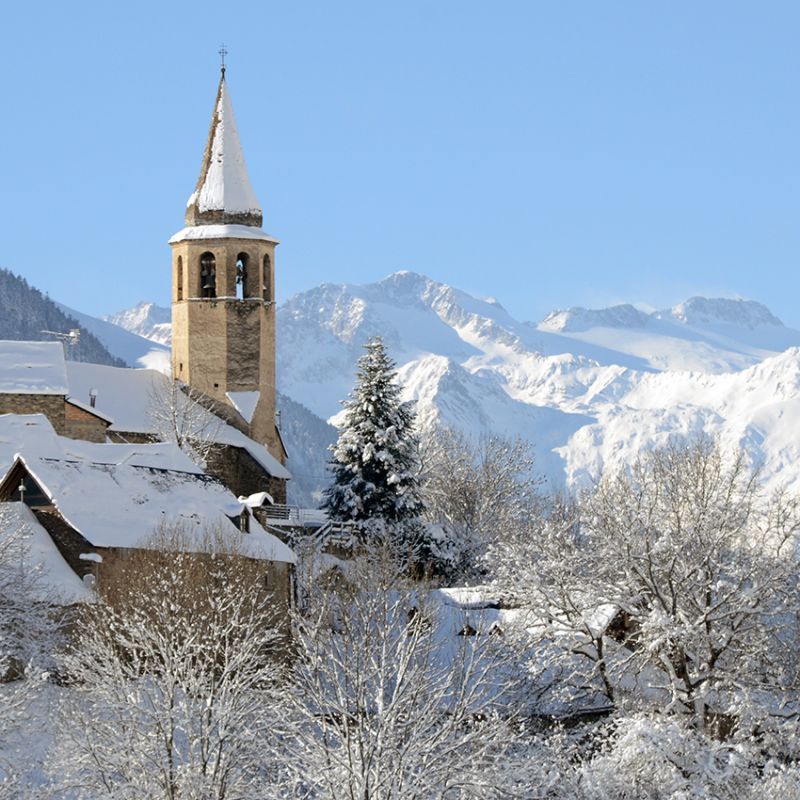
[184,64,262,228]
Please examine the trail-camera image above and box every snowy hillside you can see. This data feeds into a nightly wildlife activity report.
[103,271,800,498]
[57,302,170,372]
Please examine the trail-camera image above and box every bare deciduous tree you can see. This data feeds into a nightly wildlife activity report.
[52,525,285,800]
[0,505,62,799]
[280,549,532,799]
[421,428,543,582]
[147,377,223,467]
[492,437,800,728]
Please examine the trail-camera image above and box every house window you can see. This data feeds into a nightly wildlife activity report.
[262,254,271,301]
[200,252,216,298]
[236,253,249,299]
[264,572,271,590]
[176,256,184,301]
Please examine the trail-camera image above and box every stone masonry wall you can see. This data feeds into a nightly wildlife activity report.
[206,443,287,504]
[0,394,65,433]
[64,402,109,443]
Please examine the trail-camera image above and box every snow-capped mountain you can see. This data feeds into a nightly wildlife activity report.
[103,271,800,500]
[56,302,170,372]
[102,302,172,347]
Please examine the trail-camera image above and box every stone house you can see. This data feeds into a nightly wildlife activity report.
[0,414,296,616]
[0,341,111,443]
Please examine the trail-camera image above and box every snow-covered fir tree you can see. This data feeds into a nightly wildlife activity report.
[323,337,427,557]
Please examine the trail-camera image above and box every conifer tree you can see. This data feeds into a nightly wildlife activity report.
[323,337,425,550]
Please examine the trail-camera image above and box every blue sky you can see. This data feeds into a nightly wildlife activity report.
[3,1,800,326]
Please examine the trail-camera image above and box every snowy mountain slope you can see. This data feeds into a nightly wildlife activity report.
[274,271,800,495]
[102,302,172,346]
[538,297,800,373]
[57,302,170,371]
[101,271,800,499]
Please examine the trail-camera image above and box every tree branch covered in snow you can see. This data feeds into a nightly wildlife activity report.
[51,524,285,799]
[491,437,800,728]
[280,550,533,798]
[421,428,543,582]
[147,378,223,467]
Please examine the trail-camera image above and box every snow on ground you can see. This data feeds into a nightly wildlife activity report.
[102,302,172,346]
[56,302,169,369]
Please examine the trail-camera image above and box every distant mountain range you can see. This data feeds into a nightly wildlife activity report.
[96,271,800,503]
[4,268,800,505]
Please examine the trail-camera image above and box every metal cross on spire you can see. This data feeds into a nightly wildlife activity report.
[219,44,228,77]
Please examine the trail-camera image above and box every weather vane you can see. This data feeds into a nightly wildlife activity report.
[219,44,228,77]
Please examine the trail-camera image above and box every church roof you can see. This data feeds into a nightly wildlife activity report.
[184,72,263,228]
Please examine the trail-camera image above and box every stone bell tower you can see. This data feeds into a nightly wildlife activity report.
[169,66,284,463]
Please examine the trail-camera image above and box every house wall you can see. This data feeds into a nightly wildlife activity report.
[0,394,65,433]
[64,402,109,443]
[33,508,99,577]
[32,506,293,623]
[206,443,287,504]
[96,546,294,627]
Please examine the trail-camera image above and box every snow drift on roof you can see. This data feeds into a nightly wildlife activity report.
[169,224,278,244]
[226,390,260,424]
[0,415,294,563]
[0,341,68,395]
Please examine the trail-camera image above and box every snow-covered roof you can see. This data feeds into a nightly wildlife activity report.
[65,363,291,480]
[226,390,260,424]
[1,502,94,604]
[169,224,278,245]
[0,341,68,395]
[0,415,295,563]
[184,74,263,228]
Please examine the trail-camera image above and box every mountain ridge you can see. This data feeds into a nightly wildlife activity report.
[24,270,800,504]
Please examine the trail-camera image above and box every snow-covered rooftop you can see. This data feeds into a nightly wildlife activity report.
[184,74,263,229]
[226,390,260,424]
[169,224,278,245]
[0,341,68,395]
[1,502,94,604]
[0,415,295,563]
[65,362,291,480]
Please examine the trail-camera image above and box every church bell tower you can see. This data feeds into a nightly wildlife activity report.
[169,66,284,463]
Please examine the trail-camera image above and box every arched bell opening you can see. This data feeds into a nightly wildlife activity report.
[236,252,250,300]
[200,252,216,298]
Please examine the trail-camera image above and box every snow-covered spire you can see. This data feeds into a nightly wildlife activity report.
[185,70,263,228]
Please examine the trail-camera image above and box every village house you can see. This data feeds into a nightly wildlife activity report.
[0,341,112,443]
[0,413,295,611]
